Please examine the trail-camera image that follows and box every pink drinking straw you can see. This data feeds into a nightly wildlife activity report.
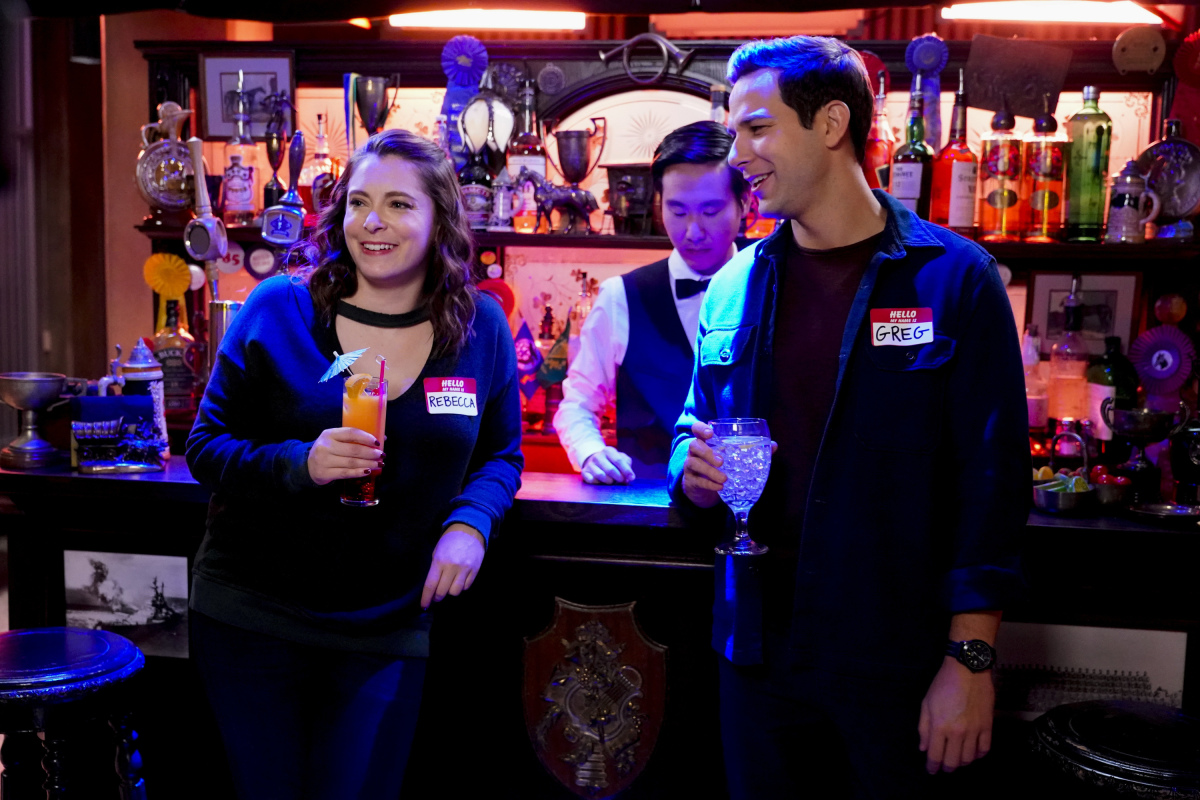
[376,354,387,420]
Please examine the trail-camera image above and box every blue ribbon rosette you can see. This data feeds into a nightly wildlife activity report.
[906,34,949,150]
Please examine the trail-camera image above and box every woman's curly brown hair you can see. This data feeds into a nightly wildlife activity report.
[293,128,477,359]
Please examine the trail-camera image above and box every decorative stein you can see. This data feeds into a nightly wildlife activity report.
[136,101,194,225]
[1105,160,1161,244]
[119,339,170,460]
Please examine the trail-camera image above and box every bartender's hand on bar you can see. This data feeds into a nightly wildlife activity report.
[681,422,726,508]
[581,447,636,485]
[306,427,385,485]
[422,524,486,609]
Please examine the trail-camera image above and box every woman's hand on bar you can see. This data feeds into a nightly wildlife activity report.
[681,422,726,508]
[306,427,384,485]
[582,447,637,485]
[421,524,486,609]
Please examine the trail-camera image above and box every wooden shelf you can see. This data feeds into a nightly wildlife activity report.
[136,222,1200,264]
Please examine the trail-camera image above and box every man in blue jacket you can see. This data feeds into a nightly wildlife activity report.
[668,36,1029,798]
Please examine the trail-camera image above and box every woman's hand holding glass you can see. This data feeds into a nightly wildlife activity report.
[307,427,384,485]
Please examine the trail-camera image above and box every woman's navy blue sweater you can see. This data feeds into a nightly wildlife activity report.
[185,275,523,657]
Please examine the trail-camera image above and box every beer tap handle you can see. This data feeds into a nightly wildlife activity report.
[188,136,212,216]
[280,130,306,209]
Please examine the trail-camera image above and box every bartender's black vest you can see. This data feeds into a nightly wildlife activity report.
[617,259,696,479]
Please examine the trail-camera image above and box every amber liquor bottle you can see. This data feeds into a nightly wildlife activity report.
[1023,94,1068,243]
[930,70,978,237]
[154,299,197,415]
[978,99,1023,242]
[862,71,894,191]
[891,74,934,219]
[507,79,548,234]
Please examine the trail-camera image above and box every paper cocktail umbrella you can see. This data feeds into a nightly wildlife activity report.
[319,348,369,383]
[142,253,191,332]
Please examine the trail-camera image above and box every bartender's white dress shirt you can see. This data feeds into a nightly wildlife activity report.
[553,245,738,471]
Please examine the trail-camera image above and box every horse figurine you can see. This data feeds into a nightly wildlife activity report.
[514,168,599,234]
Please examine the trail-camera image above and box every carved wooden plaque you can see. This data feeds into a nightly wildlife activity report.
[523,598,668,797]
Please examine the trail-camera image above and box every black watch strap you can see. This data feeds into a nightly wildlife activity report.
[946,639,996,672]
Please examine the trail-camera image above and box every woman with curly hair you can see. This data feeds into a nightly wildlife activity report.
[186,129,523,799]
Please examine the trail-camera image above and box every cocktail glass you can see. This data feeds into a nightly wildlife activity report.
[710,418,771,556]
[341,375,387,506]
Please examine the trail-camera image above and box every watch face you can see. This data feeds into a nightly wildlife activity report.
[962,640,994,671]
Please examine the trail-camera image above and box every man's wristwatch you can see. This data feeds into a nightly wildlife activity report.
[945,639,996,672]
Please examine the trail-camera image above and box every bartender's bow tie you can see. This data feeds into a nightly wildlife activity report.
[675,278,710,299]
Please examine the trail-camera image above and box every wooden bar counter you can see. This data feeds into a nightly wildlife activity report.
[2,463,1199,798]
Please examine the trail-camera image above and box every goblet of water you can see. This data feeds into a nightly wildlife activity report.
[710,418,771,556]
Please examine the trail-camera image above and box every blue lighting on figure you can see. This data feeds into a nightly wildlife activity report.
[270,215,293,236]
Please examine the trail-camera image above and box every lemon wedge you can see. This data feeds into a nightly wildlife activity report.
[345,374,371,400]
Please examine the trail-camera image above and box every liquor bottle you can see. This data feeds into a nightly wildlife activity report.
[1048,276,1089,424]
[1087,335,1139,446]
[862,71,894,191]
[1023,94,1068,243]
[710,83,729,126]
[459,148,494,231]
[221,76,258,227]
[1065,86,1112,242]
[1023,325,1049,431]
[298,113,336,214]
[978,99,1022,242]
[507,79,548,234]
[890,73,934,219]
[930,69,977,237]
[154,299,197,415]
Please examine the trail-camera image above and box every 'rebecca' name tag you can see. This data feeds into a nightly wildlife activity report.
[870,308,933,346]
[424,377,478,415]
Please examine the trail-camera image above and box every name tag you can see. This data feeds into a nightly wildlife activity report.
[870,308,933,346]
[424,377,478,415]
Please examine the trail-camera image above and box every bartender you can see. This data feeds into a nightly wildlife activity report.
[554,121,750,483]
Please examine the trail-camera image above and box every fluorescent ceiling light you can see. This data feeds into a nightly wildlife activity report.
[389,10,587,30]
[941,1,1161,23]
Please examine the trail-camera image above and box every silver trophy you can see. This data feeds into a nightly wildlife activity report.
[0,373,71,469]
[355,74,401,136]
[262,131,307,246]
[545,118,606,234]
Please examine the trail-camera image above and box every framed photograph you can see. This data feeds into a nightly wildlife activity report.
[199,53,295,140]
[64,550,190,658]
[1031,273,1140,356]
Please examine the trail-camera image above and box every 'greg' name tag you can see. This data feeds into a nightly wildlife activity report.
[424,377,478,416]
[870,308,933,346]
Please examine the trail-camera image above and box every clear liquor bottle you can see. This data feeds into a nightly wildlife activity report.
[978,99,1022,242]
[298,113,336,214]
[862,71,894,191]
[1023,94,1068,243]
[890,74,934,219]
[507,79,548,234]
[1048,276,1090,423]
[221,77,258,227]
[930,70,978,237]
[153,299,197,415]
[1065,86,1112,242]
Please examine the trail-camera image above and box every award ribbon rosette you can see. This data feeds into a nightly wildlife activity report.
[142,253,192,333]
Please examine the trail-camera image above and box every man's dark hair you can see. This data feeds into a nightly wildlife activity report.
[727,36,873,163]
[651,120,750,198]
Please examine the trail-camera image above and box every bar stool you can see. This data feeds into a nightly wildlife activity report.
[1031,699,1200,798]
[0,627,146,799]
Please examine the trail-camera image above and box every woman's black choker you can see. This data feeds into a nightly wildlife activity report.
[337,299,431,329]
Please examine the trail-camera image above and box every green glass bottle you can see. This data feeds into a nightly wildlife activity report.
[1065,86,1112,242]
[890,73,935,219]
[1087,336,1138,461]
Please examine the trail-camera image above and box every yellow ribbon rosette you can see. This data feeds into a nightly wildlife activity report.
[143,253,191,332]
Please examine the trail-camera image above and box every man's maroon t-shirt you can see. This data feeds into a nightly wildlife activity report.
[760,229,882,633]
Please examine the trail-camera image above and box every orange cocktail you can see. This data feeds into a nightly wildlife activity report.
[341,374,388,506]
